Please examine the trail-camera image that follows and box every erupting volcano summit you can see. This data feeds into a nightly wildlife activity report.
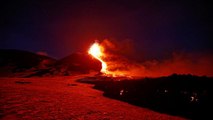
[88,42,108,74]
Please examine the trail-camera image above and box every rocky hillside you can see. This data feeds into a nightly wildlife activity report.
[47,53,101,76]
[0,49,56,77]
[0,49,101,77]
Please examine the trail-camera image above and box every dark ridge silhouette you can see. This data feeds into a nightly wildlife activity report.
[49,53,101,75]
[0,49,101,77]
[26,53,101,77]
[0,49,55,68]
[0,49,56,77]
[77,74,213,119]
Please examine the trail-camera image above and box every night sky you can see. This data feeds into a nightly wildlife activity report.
[1,0,212,59]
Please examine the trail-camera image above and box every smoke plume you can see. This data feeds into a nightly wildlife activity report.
[99,39,213,77]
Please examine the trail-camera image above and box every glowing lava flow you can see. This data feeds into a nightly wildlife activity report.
[88,42,107,73]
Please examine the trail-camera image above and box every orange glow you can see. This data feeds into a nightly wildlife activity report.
[88,42,107,73]
[88,39,213,77]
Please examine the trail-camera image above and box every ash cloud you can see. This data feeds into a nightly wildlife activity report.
[99,39,213,77]
[141,52,213,77]
[101,39,136,59]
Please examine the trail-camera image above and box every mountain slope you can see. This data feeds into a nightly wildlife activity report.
[50,53,101,75]
[0,49,56,77]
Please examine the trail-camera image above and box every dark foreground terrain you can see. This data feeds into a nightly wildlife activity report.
[0,74,184,120]
[78,74,213,120]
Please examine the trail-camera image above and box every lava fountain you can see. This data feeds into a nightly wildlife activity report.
[88,42,108,73]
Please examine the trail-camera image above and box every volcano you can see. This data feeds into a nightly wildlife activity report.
[0,49,101,77]
[51,53,102,75]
